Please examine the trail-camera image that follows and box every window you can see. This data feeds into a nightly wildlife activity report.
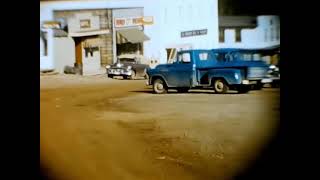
[219,28,225,43]
[264,29,268,42]
[80,19,91,29]
[164,8,168,24]
[178,53,191,63]
[199,53,209,61]
[235,29,241,42]
[188,5,193,22]
[271,28,274,41]
[253,54,262,61]
[215,53,226,62]
[40,30,47,56]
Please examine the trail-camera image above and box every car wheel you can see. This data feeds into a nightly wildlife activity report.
[213,79,229,94]
[144,74,148,79]
[238,86,250,94]
[108,75,114,79]
[252,82,263,90]
[123,75,128,80]
[130,71,136,80]
[177,87,189,93]
[153,78,168,94]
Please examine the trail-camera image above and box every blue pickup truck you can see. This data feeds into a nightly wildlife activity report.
[146,49,271,94]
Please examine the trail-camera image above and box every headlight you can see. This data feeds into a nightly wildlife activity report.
[269,65,276,69]
[105,65,111,69]
[235,73,239,79]
[127,66,132,70]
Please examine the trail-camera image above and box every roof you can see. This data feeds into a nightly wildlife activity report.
[219,16,257,28]
[212,45,280,53]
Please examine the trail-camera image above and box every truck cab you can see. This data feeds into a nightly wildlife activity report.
[146,49,270,94]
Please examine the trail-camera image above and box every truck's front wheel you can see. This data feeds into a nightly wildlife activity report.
[153,79,168,94]
[213,79,229,94]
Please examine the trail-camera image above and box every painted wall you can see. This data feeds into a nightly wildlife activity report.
[53,37,76,73]
[143,0,219,64]
[219,15,280,49]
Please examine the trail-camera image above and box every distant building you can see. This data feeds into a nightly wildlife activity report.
[218,15,280,49]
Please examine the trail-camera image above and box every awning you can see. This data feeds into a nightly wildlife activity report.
[116,29,150,44]
[69,29,110,37]
[53,29,68,37]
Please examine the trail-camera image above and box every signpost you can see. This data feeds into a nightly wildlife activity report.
[181,29,208,38]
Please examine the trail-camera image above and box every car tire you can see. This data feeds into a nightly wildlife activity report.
[238,86,250,94]
[177,87,189,93]
[153,78,168,94]
[213,79,229,94]
[130,71,136,80]
[252,82,263,90]
[108,75,114,79]
[123,76,128,80]
[144,72,149,80]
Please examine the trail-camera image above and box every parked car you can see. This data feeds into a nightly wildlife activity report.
[146,49,270,94]
[266,64,280,88]
[106,54,149,79]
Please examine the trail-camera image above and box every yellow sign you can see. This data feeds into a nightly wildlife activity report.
[143,16,154,25]
[114,16,154,28]
[42,21,61,29]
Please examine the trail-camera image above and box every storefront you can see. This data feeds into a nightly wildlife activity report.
[40,0,219,75]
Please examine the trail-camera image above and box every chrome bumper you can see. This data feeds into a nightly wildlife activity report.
[107,69,132,76]
[242,78,272,85]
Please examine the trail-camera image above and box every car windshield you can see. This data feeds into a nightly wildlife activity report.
[119,58,136,64]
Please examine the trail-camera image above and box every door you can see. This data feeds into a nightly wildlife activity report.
[82,46,101,75]
[81,37,101,76]
[166,52,194,87]
[74,37,83,66]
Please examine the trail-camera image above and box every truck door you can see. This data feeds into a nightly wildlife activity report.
[166,52,194,87]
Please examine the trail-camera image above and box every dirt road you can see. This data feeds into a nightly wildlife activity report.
[40,75,280,180]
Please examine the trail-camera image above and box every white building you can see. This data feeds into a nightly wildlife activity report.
[40,0,219,75]
[218,15,280,49]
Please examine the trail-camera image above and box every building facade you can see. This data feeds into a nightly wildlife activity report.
[40,0,219,75]
[218,15,280,49]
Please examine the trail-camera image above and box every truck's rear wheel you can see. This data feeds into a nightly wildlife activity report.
[213,79,229,94]
[153,79,168,94]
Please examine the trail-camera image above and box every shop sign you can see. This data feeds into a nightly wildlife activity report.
[115,16,154,28]
[181,29,207,38]
[42,21,61,29]
[142,16,154,25]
